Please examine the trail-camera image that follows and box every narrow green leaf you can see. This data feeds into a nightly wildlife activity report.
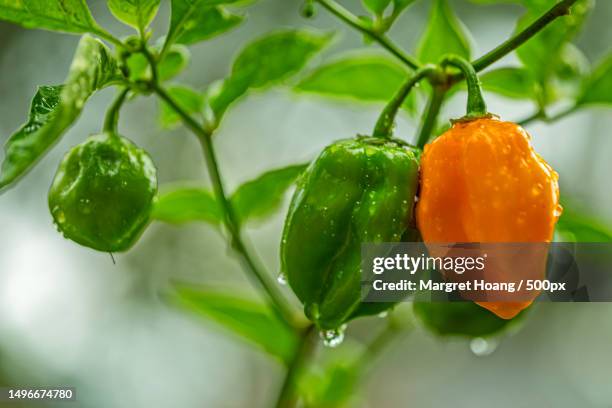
[480,67,537,100]
[295,54,416,112]
[166,0,245,48]
[152,187,222,224]
[556,203,612,242]
[0,35,119,191]
[158,45,191,81]
[208,29,332,123]
[158,85,204,128]
[0,0,105,35]
[231,164,308,224]
[362,0,391,16]
[391,0,417,16]
[417,0,471,64]
[171,285,298,363]
[578,54,612,106]
[107,0,160,32]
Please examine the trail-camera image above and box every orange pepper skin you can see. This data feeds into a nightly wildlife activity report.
[416,117,562,319]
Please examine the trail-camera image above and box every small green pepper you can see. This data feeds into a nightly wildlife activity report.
[281,136,420,330]
[48,133,157,252]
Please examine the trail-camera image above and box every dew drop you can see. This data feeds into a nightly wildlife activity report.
[55,210,66,224]
[276,273,287,285]
[469,337,498,357]
[319,325,346,348]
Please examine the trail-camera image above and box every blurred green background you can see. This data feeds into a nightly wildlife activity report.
[1,0,612,407]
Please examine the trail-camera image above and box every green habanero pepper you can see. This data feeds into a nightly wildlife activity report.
[48,133,157,252]
[281,136,420,331]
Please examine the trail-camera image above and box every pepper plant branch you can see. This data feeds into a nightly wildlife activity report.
[373,65,437,138]
[518,103,580,127]
[151,83,298,328]
[274,325,317,408]
[94,28,126,49]
[103,87,130,134]
[441,55,488,119]
[416,85,447,149]
[314,0,420,70]
[450,0,579,82]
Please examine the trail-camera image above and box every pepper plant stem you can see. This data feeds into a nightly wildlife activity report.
[373,66,437,138]
[518,104,580,127]
[451,0,579,82]
[152,84,298,329]
[274,325,317,408]
[416,85,446,149]
[103,87,130,134]
[315,0,420,70]
[441,55,488,119]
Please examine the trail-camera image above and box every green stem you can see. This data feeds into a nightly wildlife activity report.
[518,104,579,127]
[373,65,437,138]
[416,85,446,149]
[103,87,130,134]
[93,27,125,49]
[441,55,488,120]
[315,0,420,70]
[152,84,298,328]
[451,0,578,82]
[274,325,317,408]
[140,43,159,84]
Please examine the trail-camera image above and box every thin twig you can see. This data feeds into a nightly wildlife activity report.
[416,85,447,149]
[373,65,437,138]
[152,84,298,328]
[518,104,580,127]
[315,0,420,70]
[451,0,579,82]
[274,325,317,408]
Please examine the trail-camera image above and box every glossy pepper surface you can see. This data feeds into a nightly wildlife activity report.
[416,117,562,319]
[281,137,420,330]
[48,133,157,252]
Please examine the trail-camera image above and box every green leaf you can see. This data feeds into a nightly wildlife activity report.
[578,54,612,106]
[556,202,612,242]
[171,285,298,363]
[299,346,363,408]
[362,0,391,16]
[152,187,222,224]
[208,29,332,125]
[296,54,416,112]
[0,35,119,191]
[177,6,243,45]
[231,30,333,89]
[515,0,593,82]
[107,0,160,33]
[414,302,522,338]
[166,0,245,47]
[417,0,471,64]
[158,45,191,81]
[231,164,308,224]
[391,0,417,17]
[158,85,204,128]
[0,0,105,35]
[480,67,538,100]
